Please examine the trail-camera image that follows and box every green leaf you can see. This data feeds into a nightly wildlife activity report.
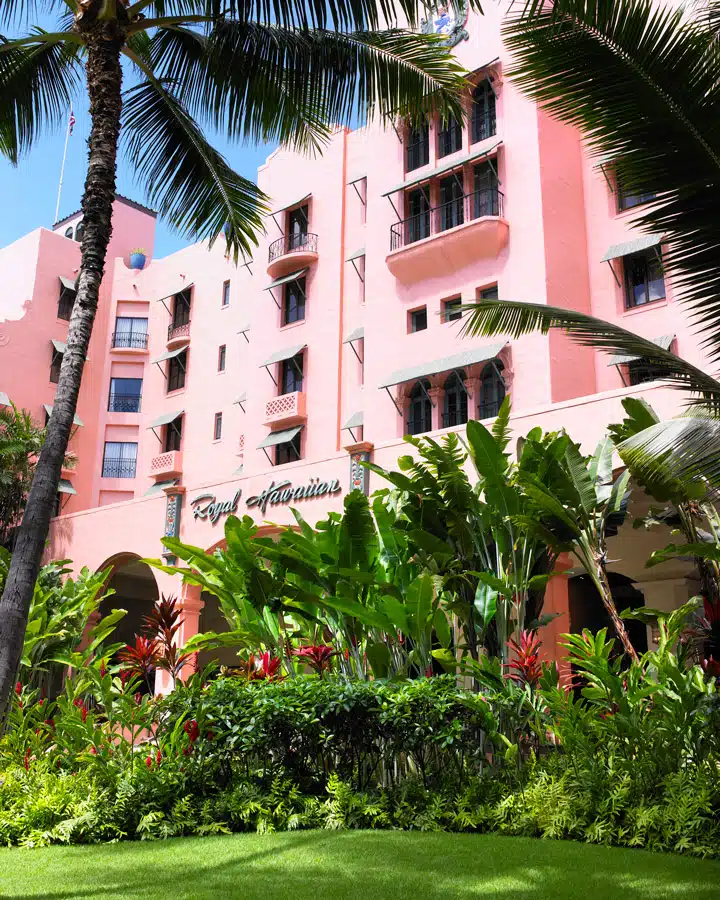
[474,581,497,626]
[366,641,391,678]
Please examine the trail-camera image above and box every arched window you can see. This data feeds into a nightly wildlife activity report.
[479,360,505,419]
[472,79,496,144]
[74,221,85,243]
[407,380,432,435]
[64,226,73,239]
[443,370,468,428]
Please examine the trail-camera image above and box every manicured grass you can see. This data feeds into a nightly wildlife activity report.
[0,832,718,899]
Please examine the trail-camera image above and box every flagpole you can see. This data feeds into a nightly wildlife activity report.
[54,109,73,225]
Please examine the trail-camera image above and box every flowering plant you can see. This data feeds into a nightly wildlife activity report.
[293,644,336,676]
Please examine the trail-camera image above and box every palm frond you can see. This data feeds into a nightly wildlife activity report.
[121,75,267,260]
[503,0,720,362]
[461,299,720,405]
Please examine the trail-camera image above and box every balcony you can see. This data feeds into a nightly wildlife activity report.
[264,390,307,427]
[111,331,148,354]
[108,392,142,414]
[386,188,508,283]
[149,450,183,480]
[267,233,319,279]
[101,459,137,479]
[166,321,190,350]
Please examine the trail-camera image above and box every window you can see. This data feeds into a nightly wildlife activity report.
[409,307,428,333]
[167,349,187,393]
[405,188,430,244]
[275,430,302,465]
[163,416,182,452]
[439,174,464,231]
[479,360,506,419]
[438,114,462,158]
[407,380,432,435]
[288,204,309,251]
[113,316,148,349]
[172,289,191,328]
[213,412,223,441]
[108,377,142,413]
[74,222,85,243]
[443,370,468,427]
[443,298,462,322]
[473,160,499,218]
[406,123,429,172]
[624,249,665,308]
[479,284,499,302]
[222,280,231,307]
[50,346,63,383]
[218,344,226,372]
[57,284,75,321]
[616,173,655,212]
[472,79,496,144]
[64,227,73,239]
[282,277,306,325]
[627,358,665,386]
[101,441,137,478]
[280,353,304,394]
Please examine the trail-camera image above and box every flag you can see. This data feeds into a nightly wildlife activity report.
[69,109,75,136]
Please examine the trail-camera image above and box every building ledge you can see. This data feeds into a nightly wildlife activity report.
[150,450,183,480]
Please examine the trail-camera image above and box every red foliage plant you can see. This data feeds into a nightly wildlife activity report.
[293,644,336,676]
[506,630,543,689]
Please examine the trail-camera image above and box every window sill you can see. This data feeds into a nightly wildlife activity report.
[280,319,306,332]
[166,388,186,398]
[621,298,668,318]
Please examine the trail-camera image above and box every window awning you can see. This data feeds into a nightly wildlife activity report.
[233,464,244,476]
[258,425,303,449]
[608,334,675,367]
[601,234,663,262]
[43,404,83,426]
[472,56,500,75]
[157,283,194,304]
[265,268,309,291]
[378,341,506,389]
[147,409,183,429]
[152,346,186,365]
[0,391,9,407]
[51,338,66,354]
[234,392,247,405]
[144,479,178,496]
[58,479,76,495]
[347,174,366,186]
[270,193,311,216]
[346,248,365,263]
[343,411,364,430]
[381,139,503,196]
[237,324,251,334]
[59,276,77,292]
[344,327,364,343]
[260,343,306,368]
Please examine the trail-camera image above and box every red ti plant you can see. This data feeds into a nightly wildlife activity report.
[142,595,193,686]
[249,651,282,681]
[506,630,543,689]
[293,644,336,677]
[118,635,159,695]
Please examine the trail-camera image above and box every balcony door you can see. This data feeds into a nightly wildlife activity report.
[114,316,148,349]
[439,175,464,231]
[405,188,430,244]
[172,289,191,329]
[473,162,499,218]
[288,205,308,252]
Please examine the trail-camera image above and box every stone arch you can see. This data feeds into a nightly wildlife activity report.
[96,552,159,655]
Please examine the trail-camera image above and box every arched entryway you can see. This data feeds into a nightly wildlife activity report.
[98,553,159,656]
[569,571,648,657]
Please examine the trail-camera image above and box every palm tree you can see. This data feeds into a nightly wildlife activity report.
[0,404,46,548]
[0,0,473,722]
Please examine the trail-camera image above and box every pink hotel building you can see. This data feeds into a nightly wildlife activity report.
[0,9,705,661]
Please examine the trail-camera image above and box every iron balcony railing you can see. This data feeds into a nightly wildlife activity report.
[112,331,148,350]
[406,418,431,436]
[168,321,191,342]
[471,113,497,145]
[479,400,502,420]
[108,393,142,413]
[101,458,137,479]
[442,411,468,428]
[390,188,503,252]
[268,232,318,263]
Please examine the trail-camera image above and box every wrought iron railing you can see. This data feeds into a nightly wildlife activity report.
[108,393,142,413]
[268,232,318,263]
[442,411,468,428]
[478,400,502,419]
[112,331,148,350]
[406,418,431,436]
[167,321,191,342]
[390,188,503,251]
[101,458,137,479]
[471,113,497,145]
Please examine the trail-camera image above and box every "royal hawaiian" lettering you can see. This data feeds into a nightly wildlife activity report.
[246,477,342,515]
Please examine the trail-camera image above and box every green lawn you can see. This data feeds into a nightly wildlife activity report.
[0,832,718,900]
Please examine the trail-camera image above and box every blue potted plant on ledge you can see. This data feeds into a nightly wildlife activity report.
[129,248,147,270]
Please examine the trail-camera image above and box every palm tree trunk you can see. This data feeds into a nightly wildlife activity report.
[0,13,126,726]
[596,562,640,664]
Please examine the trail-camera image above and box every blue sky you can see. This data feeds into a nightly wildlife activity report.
[0,100,273,260]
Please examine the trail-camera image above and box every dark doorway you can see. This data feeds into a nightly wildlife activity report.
[569,571,648,656]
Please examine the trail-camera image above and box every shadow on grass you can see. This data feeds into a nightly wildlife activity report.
[1,831,718,900]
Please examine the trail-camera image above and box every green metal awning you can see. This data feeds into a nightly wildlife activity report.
[144,479,178,496]
[265,268,309,291]
[344,327,364,343]
[147,409,183,429]
[0,391,9,406]
[601,234,663,262]
[381,139,503,196]
[234,392,247,405]
[59,276,77,292]
[258,425,303,449]
[43,404,83,426]
[233,464,244,476]
[343,411,364,430]
[152,346,186,365]
[58,479,76,495]
[346,248,365,262]
[378,341,506,389]
[270,193,311,216]
[608,334,675,367]
[260,343,306,368]
[472,56,500,75]
[347,174,366,186]
[51,338,66,354]
[237,323,251,334]
[157,283,194,304]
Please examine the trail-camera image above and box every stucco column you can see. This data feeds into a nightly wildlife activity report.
[632,577,696,649]
[464,376,479,420]
[542,553,572,685]
[178,583,205,682]
[344,440,374,494]
[428,387,443,431]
